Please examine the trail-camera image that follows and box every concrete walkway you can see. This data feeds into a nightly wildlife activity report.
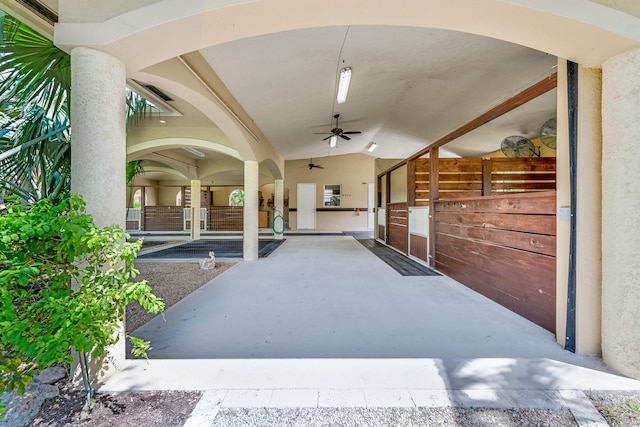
[104,235,640,425]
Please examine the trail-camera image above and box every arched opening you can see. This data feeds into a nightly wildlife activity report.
[229,189,245,207]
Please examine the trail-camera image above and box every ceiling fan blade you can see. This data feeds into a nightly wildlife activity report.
[342,131,362,134]
[339,134,351,141]
[322,135,333,141]
[313,132,333,135]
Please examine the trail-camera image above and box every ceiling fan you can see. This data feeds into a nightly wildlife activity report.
[314,114,362,141]
[307,159,323,170]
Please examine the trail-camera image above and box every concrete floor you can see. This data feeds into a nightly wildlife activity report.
[105,235,640,399]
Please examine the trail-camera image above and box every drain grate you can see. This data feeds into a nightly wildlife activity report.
[137,239,285,259]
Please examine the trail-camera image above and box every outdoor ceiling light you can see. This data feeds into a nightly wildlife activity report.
[182,147,205,157]
[329,135,338,148]
[336,67,352,104]
[367,142,378,152]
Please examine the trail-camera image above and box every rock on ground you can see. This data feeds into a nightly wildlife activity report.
[1,382,59,427]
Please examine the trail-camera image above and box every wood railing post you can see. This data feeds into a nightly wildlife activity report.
[429,148,439,268]
[482,157,493,196]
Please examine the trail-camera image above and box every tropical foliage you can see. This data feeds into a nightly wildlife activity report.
[0,11,71,203]
[0,12,150,204]
[0,195,164,415]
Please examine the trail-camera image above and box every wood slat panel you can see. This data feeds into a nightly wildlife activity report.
[490,157,556,172]
[491,182,557,191]
[492,172,557,181]
[439,158,483,172]
[436,252,555,332]
[410,233,428,261]
[416,182,484,191]
[437,192,483,199]
[143,206,183,231]
[436,233,555,277]
[435,237,555,321]
[436,211,555,235]
[388,224,408,254]
[387,202,408,254]
[436,222,556,256]
[378,225,385,241]
[415,158,430,169]
[435,192,556,215]
[433,192,557,332]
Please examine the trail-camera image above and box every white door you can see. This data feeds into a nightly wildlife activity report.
[297,183,316,229]
[367,182,375,229]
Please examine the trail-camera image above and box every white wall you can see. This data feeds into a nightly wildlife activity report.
[285,154,375,231]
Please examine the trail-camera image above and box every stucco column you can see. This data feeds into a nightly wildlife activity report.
[243,161,259,261]
[575,66,602,355]
[190,180,201,240]
[601,48,640,380]
[70,47,126,228]
[274,178,284,240]
[70,47,126,375]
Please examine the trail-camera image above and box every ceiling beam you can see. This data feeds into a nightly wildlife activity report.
[377,72,558,177]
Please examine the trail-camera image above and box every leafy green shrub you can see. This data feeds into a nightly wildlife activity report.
[0,194,164,415]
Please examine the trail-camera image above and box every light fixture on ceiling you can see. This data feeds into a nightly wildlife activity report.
[336,67,352,104]
[329,135,338,148]
[182,147,205,157]
[367,142,378,152]
[159,119,166,124]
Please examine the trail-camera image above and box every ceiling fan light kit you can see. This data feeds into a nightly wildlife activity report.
[336,67,352,104]
[313,114,362,147]
[330,135,338,148]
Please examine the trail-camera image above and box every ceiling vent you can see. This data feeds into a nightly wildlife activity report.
[127,79,182,117]
[16,0,58,25]
[142,84,175,102]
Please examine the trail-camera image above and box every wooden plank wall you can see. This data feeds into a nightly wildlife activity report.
[208,206,244,231]
[414,157,556,206]
[434,192,556,332]
[409,234,428,261]
[143,206,183,231]
[386,202,408,254]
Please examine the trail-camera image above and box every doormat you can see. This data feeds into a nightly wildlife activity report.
[351,237,440,277]
[136,239,285,259]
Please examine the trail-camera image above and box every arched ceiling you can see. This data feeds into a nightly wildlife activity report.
[198,25,558,160]
[5,0,640,181]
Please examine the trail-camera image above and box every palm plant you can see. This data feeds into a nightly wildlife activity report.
[0,11,71,203]
[0,11,151,204]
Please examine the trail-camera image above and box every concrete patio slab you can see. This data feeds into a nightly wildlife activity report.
[102,235,640,413]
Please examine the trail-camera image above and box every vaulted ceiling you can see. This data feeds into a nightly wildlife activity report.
[198,25,557,160]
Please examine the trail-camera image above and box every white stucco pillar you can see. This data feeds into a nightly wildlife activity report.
[274,179,284,240]
[601,48,640,380]
[243,161,259,261]
[575,66,602,355]
[190,180,201,240]
[70,47,126,374]
[70,47,126,228]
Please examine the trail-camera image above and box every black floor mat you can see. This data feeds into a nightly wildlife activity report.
[137,239,285,259]
[349,235,440,277]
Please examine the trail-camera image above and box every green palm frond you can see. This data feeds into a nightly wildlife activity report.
[0,13,152,204]
[0,14,71,202]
